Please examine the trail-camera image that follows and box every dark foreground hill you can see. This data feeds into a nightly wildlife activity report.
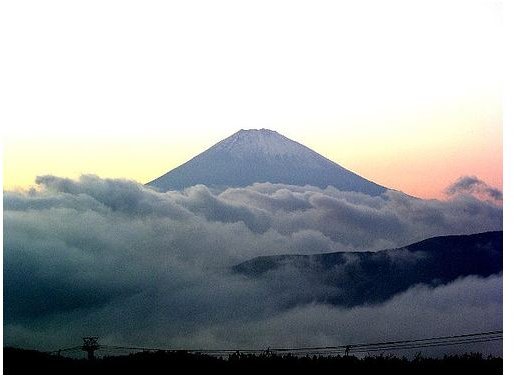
[233,231,502,307]
[3,347,502,374]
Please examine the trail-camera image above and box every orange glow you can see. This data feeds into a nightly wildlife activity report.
[2,1,502,199]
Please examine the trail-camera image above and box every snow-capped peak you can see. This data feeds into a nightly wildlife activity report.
[214,128,310,158]
[148,128,387,196]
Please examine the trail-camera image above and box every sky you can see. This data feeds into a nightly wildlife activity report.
[1,0,505,356]
[1,0,502,198]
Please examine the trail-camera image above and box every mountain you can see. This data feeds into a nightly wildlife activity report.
[148,129,387,195]
[232,231,502,308]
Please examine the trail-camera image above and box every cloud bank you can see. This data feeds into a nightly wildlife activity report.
[3,175,502,354]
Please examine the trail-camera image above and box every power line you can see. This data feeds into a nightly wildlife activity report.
[90,331,504,354]
[48,346,82,355]
[289,336,503,355]
[270,330,503,352]
[48,329,502,357]
[350,337,503,354]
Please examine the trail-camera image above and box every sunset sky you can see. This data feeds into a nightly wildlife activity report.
[1,0,502,199]
[2,1,506,356]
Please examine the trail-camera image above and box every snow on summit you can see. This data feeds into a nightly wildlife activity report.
[215,129,308,157]
[148,129,387,195]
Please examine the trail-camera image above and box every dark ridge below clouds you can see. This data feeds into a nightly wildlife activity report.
[3,175,503,353]
[233,231,502,308]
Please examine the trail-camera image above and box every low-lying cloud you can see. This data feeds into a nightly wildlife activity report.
[3,175,502,354]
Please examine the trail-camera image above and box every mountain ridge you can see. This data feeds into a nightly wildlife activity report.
[232,231,502,308]
[148,129,388,195]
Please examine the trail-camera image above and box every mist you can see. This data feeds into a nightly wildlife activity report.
[3,175,502,354]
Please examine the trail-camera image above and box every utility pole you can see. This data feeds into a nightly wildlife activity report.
[82,337,100,361]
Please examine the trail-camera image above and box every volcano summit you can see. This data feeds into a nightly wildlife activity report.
[148,129,387,195]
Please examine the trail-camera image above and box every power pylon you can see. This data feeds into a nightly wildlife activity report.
[82,337,100,361]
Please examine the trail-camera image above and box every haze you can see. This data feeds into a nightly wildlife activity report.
[1,0,502,199]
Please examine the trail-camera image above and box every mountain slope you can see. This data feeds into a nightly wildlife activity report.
[232,231,502,308]
[148,129,387,195]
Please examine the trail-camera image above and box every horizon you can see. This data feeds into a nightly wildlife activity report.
[3,125,502,200]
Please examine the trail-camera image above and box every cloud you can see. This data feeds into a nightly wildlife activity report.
[182,273,502,357]
[445,175,502,202]
[3,175,502,353]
